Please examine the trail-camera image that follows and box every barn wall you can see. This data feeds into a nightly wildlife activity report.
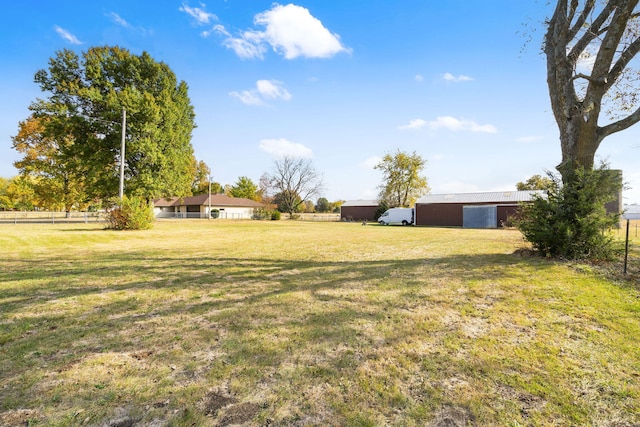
[416,203,524,227]
[415,204,463,226]
[497,205,520,227]
[341,206,378,221]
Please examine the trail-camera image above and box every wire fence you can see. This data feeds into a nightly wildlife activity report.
[155,212,248,220]
[0,211,107,224]
[0,211,342,224]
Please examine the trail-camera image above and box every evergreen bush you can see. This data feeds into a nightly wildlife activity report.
[516,164,621,260]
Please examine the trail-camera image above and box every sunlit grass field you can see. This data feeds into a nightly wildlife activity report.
[1,220,638,426]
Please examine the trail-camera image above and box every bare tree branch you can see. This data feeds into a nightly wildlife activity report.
[269,156,323,216]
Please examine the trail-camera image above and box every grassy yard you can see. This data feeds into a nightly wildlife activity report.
[0,220,638,426]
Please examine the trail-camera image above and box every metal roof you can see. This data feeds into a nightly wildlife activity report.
[341,199,379,207]
[416,190,544,205]
[623,205,640,220]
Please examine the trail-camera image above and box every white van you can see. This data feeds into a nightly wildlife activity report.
[378,208,414,225]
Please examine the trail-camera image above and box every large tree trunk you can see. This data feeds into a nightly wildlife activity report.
[545,0,640,181]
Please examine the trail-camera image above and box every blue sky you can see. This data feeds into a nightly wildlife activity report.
[1,1,639,204]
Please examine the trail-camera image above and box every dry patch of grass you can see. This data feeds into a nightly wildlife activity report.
[0,220,638,426]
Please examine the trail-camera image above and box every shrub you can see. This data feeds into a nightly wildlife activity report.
[270,210,281,220]
[374,201,389,221]
[106,196,154,230]
[516,164,621,260]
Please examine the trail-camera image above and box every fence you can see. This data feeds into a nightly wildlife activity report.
[282,213,341,222]
[0,211,106,224]
[155,212,247,220]
[155,212,341,221]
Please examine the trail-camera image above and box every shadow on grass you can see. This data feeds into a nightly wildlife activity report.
[1,249,637,425]
[0,251,550,316]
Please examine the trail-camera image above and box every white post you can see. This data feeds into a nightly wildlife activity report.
[119,108,126,200]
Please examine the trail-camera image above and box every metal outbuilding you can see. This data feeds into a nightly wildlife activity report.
[340,200,379,222]
[415,191,544,228]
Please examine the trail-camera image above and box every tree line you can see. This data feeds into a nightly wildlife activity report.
[4,46,347,215]
[0,169,344,214]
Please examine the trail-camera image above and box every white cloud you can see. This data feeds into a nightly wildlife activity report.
[401,116,497,133]
[427,116,497,133]
[361,156,381,169]
[399,119,427,131]
[469,122,498,133]
[214,4,350,60]
[256,80,292,100]
[108,12,132,28]
[230,79,292,105]
[214,25,266,58]
[106,12,151,35]
[259,138,313,158]
[229,90,263,106]
[415,74,424,82]
[255,4,350,59]
[180,2,217,25]
[443,72,474,82]
[54,26,82,44]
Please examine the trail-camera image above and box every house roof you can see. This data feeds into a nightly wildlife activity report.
[416,190,544,205]
[154,194,264,208]
[341,200,379,207]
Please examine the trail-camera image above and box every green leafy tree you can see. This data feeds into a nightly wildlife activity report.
[268,156,323,216]
[210,182,223,195]
[24,46,196,202]
[516,174,555,191]
[273,190,303,214]
[191,160,211,195]
[375,200,389,221]
[516,163,622,260]
[375,150,429,207]
[228,176,260,201]
[315,197,330,213]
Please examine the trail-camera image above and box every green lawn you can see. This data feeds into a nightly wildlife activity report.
[1,220,638,426]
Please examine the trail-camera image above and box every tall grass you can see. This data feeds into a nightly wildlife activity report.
[0,220,638,426]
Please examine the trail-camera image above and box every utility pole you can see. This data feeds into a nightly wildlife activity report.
[208,175,212,219]
[119,108,126,200]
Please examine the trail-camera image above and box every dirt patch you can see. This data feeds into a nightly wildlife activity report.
[0,409,44,426]
[427,405,476,427]
[201,391,262,425]
[107,417,138,427]
[496,384,546,419]
[202,390,238,416]
[219,402,261,426]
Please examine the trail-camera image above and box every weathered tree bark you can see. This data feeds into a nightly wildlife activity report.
[545,0,640,179]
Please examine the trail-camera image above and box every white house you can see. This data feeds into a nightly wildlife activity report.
[153,194,264,219]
